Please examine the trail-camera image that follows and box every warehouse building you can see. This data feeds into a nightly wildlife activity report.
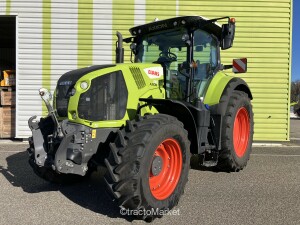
[0,0,293,141]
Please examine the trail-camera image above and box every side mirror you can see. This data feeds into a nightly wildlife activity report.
[221,18,235,50]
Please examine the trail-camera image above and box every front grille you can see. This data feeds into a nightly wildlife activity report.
[78,71,128,121]
[55,65,116,118]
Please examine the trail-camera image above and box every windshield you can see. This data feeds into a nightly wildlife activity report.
[135,28,188,65]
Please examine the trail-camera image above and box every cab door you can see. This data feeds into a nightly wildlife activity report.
[192,29,219,99]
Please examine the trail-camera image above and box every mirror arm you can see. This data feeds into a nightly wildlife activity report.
[222,64,233,70]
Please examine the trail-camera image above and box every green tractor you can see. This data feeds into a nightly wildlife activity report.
[27,16,253,220]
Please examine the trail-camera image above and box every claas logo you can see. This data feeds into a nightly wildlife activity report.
[148,70,160,76]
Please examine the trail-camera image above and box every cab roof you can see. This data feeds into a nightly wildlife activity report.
[129,16,222,40]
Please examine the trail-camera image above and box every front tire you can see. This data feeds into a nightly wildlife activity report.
[217,90,254,171]
[104,114,190,221]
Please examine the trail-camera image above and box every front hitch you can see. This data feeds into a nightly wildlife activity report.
[27,88,63,167]
[28,116,49,166]
[39,88,64,138]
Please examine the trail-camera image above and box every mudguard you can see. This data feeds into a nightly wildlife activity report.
[206,74,253,150]
[204,72,252,107]
[140,98,205,154]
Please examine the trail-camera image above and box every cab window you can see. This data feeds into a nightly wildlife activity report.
[193,30,218,98]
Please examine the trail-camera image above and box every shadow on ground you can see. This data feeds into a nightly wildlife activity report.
[190,155,228,172]
[0,151,231,221]
[0,151,132,222]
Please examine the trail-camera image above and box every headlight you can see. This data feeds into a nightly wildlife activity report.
[80,81,88,90]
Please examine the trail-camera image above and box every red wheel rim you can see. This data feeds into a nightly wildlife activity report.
[233,107,250,158]
[149,138,182,200]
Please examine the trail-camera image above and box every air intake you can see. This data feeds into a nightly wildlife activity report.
[129,67,146,89]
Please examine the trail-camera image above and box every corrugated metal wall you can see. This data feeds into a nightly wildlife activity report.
[0,0,113,138]
[0,0,292,140]
[177,0,292,141]
[2,1,44,137]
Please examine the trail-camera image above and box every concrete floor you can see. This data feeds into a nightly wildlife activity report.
[0,119,299,225]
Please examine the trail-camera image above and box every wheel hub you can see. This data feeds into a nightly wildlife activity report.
[149,139,183,200]
[151,156,163,176]
[233,107,250,158]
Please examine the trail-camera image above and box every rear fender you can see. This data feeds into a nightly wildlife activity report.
[209,77,253,116]
[204,72,252,107]
[208,77,253,150]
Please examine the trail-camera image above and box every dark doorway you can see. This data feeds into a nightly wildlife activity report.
[0,16,16,139]
[0,16,16,72]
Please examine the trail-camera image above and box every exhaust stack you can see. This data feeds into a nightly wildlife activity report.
[116,31,124,63]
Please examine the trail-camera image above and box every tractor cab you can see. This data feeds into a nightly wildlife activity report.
[134,27,219,101]
[122,16,236,103]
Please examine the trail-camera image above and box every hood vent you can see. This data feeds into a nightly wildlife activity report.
[129,67,146,89]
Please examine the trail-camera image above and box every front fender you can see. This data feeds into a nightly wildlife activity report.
[139,98,199,154]
[203,72,234,106]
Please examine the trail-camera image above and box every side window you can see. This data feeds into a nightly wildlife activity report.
[193,30,218,80]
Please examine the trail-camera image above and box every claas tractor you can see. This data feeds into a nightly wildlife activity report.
[27,16,253,221]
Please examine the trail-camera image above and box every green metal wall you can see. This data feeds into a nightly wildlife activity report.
[1,0,292,140]
[112,0,293,141]
[177,0,293,141]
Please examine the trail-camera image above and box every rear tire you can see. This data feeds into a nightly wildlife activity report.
[217,90,254,171]
[104,114,190,221]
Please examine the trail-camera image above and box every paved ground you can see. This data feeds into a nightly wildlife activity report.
[0,119,299,225]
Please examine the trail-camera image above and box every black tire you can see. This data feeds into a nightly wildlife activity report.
[29,158,94,184]
[217,90,254,171]
[104,114,190,221]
